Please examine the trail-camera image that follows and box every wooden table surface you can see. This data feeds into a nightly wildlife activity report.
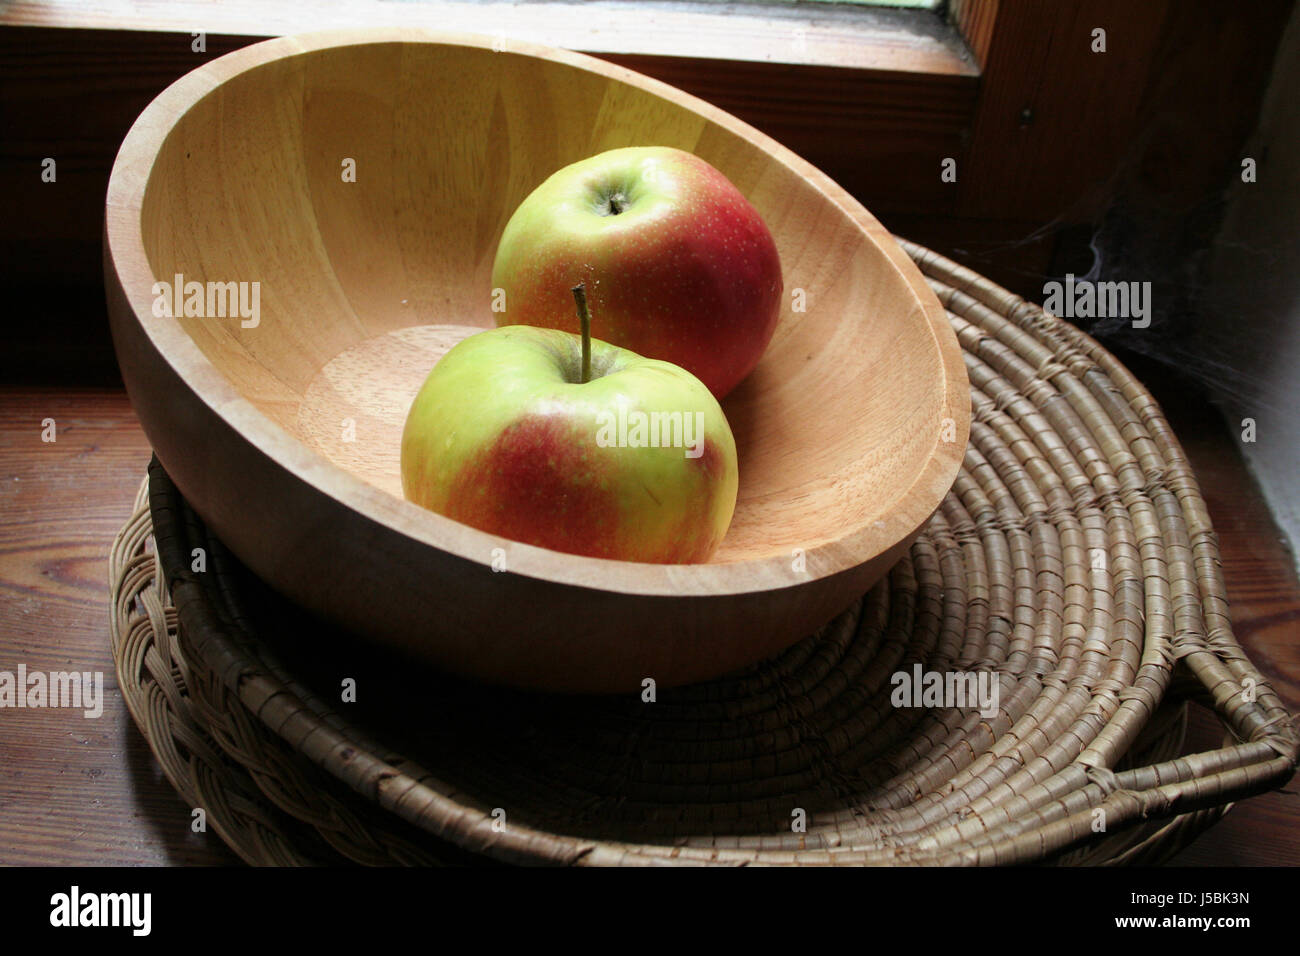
[1,350,1297,866]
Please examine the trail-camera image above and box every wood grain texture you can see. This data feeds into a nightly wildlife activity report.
[955,0,1294,227]
[949,0,999,70]
[600,53,977,219]
[0,27,259,384]
[0,0,975,73]
[0,387,239,864]
[103,29,970,693]
[958,0,1172,223]
[1,366,1295,865]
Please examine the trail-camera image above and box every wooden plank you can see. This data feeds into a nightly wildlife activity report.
[1106,0,1297,262]
[0,387,240,864]
[601,53,976,217]
[0,0,977,74]
[0,27,261,384]
[958,0,1172,223]
[957,0,1294,227]
[949,0,999,70]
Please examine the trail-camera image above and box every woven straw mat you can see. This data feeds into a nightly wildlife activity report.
[108,240,1299,866]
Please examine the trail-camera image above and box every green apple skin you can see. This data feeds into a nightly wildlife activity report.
[400,326,739,564]
[491,146,782,399]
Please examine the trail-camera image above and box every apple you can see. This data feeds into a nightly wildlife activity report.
[401,285,739,563]
[491,146,782,399]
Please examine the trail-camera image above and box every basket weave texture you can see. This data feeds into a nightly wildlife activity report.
[108,242,1298,865]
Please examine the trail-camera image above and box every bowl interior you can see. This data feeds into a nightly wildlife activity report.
[138,39,950,565]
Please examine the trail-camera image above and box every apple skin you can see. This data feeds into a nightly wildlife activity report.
[400,326,739,564]
[491,146,782,399]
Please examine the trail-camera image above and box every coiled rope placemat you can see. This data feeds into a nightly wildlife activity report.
[108,241,1299,865]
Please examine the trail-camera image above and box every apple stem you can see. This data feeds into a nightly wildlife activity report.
[572,282,592,385]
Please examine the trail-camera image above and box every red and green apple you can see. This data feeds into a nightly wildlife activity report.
[491,146,782,399]
[400,287,739,563]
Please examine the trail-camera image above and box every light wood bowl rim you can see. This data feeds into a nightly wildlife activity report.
[104,27,970,598]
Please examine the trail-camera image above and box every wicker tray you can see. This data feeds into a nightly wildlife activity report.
[108,242,1298,866]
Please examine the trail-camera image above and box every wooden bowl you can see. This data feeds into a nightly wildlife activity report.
[105,30,969,693]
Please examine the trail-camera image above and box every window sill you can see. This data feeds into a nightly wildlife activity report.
[1,0,976,75]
